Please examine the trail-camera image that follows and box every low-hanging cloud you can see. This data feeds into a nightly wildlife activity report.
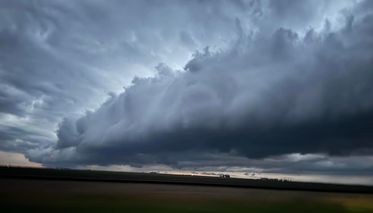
[0,0,256,155]
[28,0,373,167]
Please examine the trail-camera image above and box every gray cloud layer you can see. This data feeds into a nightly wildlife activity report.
[1,1,373,174]
[0,0,250,153]
[25,0,373,168]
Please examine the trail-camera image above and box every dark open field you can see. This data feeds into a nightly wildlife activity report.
[1,167,373,212]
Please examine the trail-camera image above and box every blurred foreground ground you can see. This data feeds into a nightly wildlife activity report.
[1,178,373,213]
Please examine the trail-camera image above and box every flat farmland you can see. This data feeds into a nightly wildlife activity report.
[1,178,373,213]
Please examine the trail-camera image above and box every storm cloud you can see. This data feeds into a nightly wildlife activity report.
[0,0,251,153]
[1,1,373,176]
[25,0,373,168]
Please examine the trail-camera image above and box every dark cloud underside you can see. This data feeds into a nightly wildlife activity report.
[27,0,373,167]
[1,1,373,175]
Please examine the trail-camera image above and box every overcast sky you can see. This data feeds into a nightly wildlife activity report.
[1,0,373,184]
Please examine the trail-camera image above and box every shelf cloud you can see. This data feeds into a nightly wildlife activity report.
[1,1,373,176]
[27,0,373,168]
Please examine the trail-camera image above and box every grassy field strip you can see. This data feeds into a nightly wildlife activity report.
[2,178,373,213]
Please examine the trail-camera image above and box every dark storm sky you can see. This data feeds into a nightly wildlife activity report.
[1,0,373,177]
